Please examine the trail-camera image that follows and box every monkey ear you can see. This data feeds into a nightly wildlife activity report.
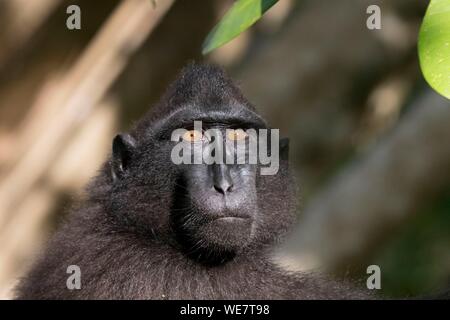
[111,133,137,182]
[279,138,289,161]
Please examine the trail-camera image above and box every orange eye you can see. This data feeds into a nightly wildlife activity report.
[182,130,203,142]
[227,129,248,141]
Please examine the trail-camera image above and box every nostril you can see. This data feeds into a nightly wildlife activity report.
[212,164,234,195]
[214,182,233,195]
[214,185,223,194]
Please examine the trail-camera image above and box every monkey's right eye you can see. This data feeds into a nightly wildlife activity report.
[182,130,203,142]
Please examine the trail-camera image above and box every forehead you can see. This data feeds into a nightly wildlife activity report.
[151,103,267,134]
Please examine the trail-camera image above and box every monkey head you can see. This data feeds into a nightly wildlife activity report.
[106,64,296,263]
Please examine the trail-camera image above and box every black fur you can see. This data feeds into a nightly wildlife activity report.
[16,64,370,299]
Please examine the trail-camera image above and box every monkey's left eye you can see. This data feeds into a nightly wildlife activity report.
[182,130,204,142]
[227,129,248,141]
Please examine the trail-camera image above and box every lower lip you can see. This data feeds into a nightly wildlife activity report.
[214,217,249,222]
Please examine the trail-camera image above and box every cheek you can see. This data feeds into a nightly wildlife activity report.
[109,185,173,229]
[255,173,297,239]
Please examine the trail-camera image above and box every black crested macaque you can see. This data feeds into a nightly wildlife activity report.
[16,64,371,299]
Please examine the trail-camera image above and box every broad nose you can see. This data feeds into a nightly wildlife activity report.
[212,164,233,195]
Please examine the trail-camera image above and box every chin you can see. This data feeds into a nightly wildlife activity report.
[197,217,254,253]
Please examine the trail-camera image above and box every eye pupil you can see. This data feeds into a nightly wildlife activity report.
[183,130,203,142]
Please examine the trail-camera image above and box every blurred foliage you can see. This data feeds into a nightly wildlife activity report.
[202,0,278,54]
[418,0,450,99]
[372,192,450,297]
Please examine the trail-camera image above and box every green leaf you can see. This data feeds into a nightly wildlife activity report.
[202,0,278,55]
[418,0,450,99]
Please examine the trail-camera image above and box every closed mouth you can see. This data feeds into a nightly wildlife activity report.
[213,216,250,222]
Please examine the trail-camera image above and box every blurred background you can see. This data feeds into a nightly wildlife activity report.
[0,0,449,299]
